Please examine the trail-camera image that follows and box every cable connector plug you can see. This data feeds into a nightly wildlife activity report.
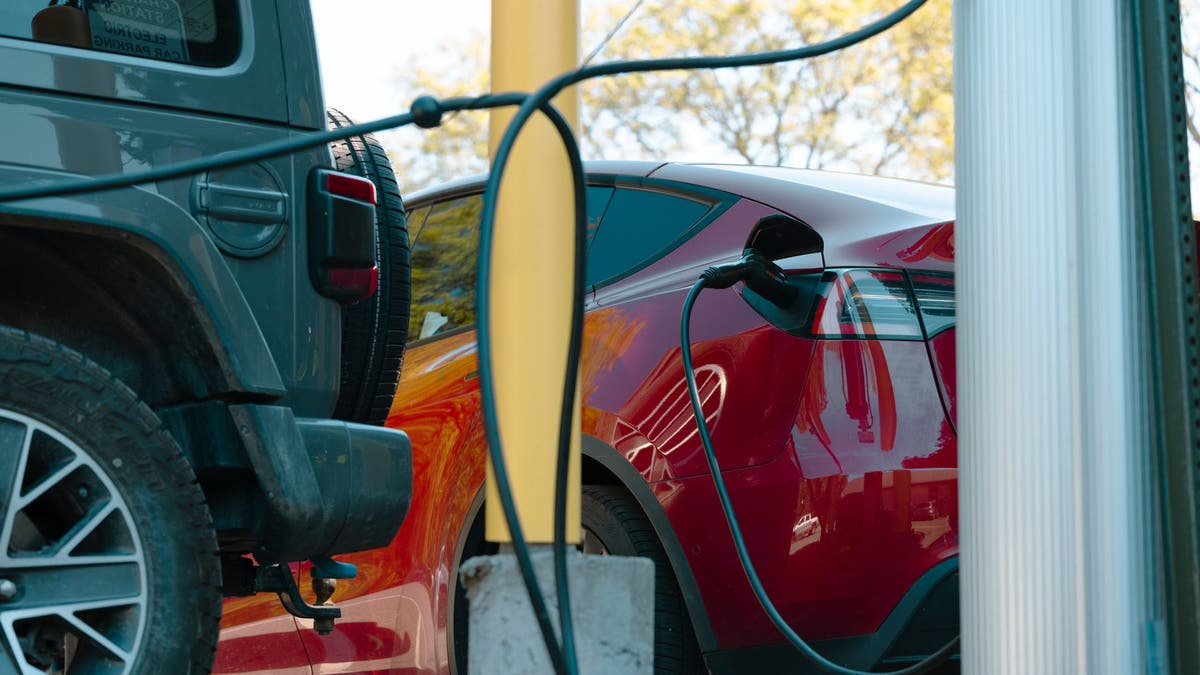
[410,96,443,129]
[700,249,798,308]
[700,260,751,289]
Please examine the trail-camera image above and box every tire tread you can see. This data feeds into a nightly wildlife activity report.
[0,325,220,674]
[582,485,703,674]
[326,108,412,426]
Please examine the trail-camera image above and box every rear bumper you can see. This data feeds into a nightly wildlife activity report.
[703,557,959,674]
[230,405,412,562]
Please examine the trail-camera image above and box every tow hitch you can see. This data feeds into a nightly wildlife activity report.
[224,556,357,635]
[255,565,341,635]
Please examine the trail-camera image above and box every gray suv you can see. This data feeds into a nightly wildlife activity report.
[0,1,414,672]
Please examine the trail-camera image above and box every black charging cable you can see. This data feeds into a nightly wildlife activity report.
[482,99,589,674]
[680,253,959,674]
[0,93,526,202]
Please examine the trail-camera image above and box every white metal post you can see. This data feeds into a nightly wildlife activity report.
[955,1,1159,673]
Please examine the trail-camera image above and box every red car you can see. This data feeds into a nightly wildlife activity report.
[215,162,960,674]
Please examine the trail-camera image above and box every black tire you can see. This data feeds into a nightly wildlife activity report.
[582,485,703,674]
[326,108,412,426]
[0,326,220,674]
[449,499,497,675]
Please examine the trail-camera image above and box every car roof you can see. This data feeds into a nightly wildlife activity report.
[407,161,952,221]
[404,161,956,269]
[650,164,955,268]
[671,164,953,222]
[404,160,665,206]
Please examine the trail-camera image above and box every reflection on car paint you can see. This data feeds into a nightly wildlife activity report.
[296,580,439,674]
[796,340,948,477]
[212,613,310,675]
[897,220,956,264]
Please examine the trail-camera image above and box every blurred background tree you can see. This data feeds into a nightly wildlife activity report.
[384,0,952,191]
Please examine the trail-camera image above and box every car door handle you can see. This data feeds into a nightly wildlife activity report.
[197,183,288,224]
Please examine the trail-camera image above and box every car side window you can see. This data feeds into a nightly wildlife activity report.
[409,195,482,341]
[586,187,712,286]
[407,186,615,344]
[406,205,431,243]
[0,0,241,67]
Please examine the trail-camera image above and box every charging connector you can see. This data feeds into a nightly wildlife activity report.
[702,249,798,308]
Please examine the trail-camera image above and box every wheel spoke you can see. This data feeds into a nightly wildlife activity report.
[60,611,132,664]
[0,389,153,674]
[0,419,30,556]
[54,502,119,558]
[14,457,82,512]
[2,561,141,614]
[6,553,139,569]
[0,630,33,675]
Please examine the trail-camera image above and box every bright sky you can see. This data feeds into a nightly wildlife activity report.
[311,0,490,123]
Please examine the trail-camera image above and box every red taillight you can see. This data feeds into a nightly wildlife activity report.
[328,265,379,304]
[810,269,923,339]
[326,172,377,205]
[308,168,378,303]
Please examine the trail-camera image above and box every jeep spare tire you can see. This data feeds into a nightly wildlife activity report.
[326,108,412,426]
[0,326,221,674]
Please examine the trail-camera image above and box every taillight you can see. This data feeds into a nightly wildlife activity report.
[329,265,379,301]
[308,168,378,304]
[743,267,955,341]
[809,269,924,339]
[326,172,377,205]
[909,273,956,337]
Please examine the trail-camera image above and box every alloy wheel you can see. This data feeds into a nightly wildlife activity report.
[0,409,147,675]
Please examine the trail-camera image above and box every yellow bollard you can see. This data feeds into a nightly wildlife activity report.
[486,0,581,544]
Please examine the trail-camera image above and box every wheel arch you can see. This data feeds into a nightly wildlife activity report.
[0,223,232,409]
[0,192,287,402]
[581,434,719,653]
[447,487,490,675]
[448,436,721,656]
[0,214,284,537]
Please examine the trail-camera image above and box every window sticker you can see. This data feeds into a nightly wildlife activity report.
[87,0,188,63]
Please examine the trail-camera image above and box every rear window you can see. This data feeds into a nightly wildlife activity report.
[1,0,241,67]
[587,188,712,286]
